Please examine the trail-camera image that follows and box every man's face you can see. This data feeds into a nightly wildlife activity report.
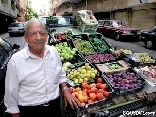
[24,22,48,51]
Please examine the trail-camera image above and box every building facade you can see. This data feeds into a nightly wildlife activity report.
[0,0,21,34]
[52,0,156,30]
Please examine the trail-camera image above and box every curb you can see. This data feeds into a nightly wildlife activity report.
[0,33,9,39]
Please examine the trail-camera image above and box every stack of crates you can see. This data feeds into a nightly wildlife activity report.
[76,10,98,33]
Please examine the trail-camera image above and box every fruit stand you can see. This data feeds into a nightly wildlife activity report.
[48,32,156,117]
[46,10,156,117]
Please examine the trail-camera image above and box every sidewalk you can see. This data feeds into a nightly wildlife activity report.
[0,33,9,39]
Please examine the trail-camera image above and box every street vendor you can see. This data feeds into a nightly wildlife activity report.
[4,18,80,117]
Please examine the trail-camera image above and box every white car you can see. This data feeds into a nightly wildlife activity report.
[8,22,25,37]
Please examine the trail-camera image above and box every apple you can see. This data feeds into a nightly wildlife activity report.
[90,83,96,88]
[100,84,107,89]
[77,94,85,103]
[89,93,96,101]
[90,87,98,93]
[96,83,102,89]
[88,99,94,104]
[82,82,88,89]
[98,89,105,95]
[96,92,105,101]
[103,91,110,97]
[97,78,103,83]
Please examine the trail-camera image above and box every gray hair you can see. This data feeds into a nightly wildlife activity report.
[25,18,47,34]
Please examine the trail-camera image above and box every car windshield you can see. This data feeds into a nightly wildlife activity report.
[57,17,71,25]
[98,20,104,25]
[9,23,19,27]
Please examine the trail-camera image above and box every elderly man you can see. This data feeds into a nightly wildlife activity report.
[4,18,80,117]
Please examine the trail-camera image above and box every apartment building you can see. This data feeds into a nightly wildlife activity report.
[16,0,26,22]
[52,0,156,30]
[0,0,21,34]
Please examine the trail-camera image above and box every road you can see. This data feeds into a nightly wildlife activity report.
[4,36,156,58]
[105,38,156,58]
[4,36,26,50]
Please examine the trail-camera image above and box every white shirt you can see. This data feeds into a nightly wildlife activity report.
[4,45,67,114]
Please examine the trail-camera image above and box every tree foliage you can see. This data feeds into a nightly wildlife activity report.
[25,3,38,21]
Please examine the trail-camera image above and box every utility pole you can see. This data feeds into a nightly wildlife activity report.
[85,0,87,10]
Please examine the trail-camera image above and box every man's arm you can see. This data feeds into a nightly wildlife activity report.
[4,59,20,114]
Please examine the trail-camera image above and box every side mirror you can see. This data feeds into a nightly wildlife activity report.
[12,44,20,49]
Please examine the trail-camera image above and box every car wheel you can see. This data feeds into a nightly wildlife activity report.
[145,40,153,49]
[115,34,120,41]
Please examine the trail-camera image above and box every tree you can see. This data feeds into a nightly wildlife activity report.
[25,3,38,21]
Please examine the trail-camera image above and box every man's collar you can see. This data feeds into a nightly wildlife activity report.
[24,44,50,60]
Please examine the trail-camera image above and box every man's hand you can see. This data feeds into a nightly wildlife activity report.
[12,113,20,117]
[62,89,81,109]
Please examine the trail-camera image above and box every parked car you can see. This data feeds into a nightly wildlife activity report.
[0,38,20,116]
[97,20,140,41]
[8,22,25,37]
[140,26,156,49]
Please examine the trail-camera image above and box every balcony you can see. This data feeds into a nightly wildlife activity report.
[0,0,19,18]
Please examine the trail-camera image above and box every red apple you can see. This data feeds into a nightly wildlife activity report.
[89,93,96,101]
[90,87,98,93]
[88,99,94,104]
[97,78,103,83]
[96,83,102,89]
[98,89,105,95]
[96,92,105,101]
[82,82,88,89]
[103,91,110,97]
[100,84,107,89]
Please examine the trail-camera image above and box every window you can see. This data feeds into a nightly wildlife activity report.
[104,21,110,26]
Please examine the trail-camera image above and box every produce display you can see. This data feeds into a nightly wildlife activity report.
[69,77,111,106]
[54,42,77,61]
[107,70,145,92]
[142,65,156,79]
[115,49,132,56]
[134,65,156,83]
[76,10,98,32]
[95,60,130,75]
[73,39,95,55]
[89,36,108,53]
[54,32,67,41]
[108,62,123,70]
[85,53,116,63]
[66,63,98,85]
[128,52,155,63]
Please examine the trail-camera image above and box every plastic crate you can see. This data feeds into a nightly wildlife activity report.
[88,33,113,52]
[120,53,156,67]
[66,74,114,117]
[76,10,98,33]
[84,52,119,64]
[70,34,97,56]
[103,68,146,96]
[66,62,102,86]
